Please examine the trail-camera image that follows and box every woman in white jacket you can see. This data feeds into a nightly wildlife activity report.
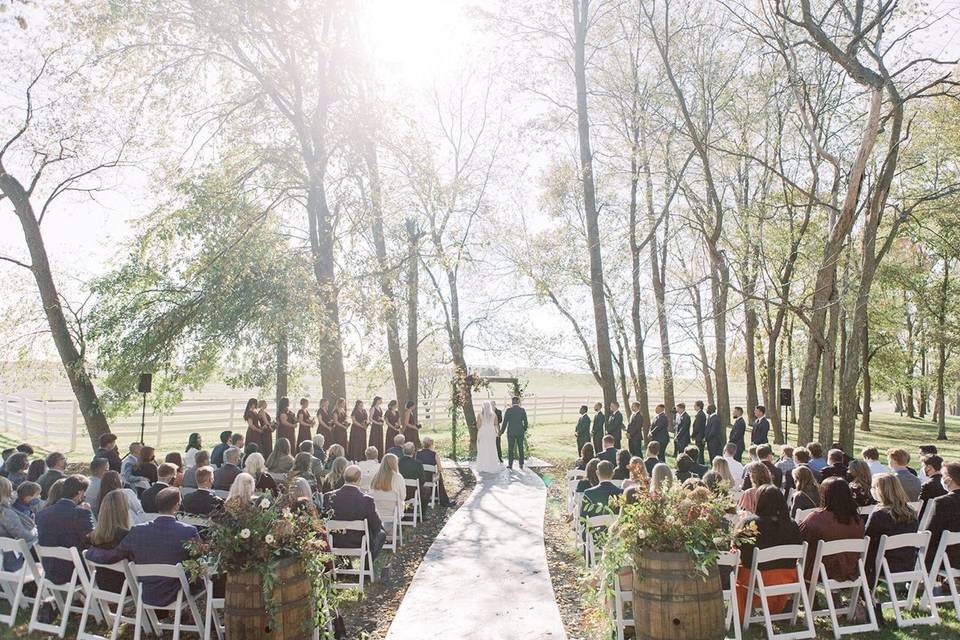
[0,476,37,571]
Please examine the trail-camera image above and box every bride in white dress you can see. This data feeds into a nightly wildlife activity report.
[475,401,503,474]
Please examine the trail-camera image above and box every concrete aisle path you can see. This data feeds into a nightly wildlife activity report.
[385,466,568,640]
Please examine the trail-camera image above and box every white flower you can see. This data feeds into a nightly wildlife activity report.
[282,508,292,519]
[259,498,271,509]
[637,529,647,541]
[713,537,726,546]
[240,528,251,539]
[265,534,275,544]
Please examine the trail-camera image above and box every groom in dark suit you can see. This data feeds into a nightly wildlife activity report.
[502,396,529,471]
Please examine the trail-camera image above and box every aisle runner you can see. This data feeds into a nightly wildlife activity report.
[385,467,568,640]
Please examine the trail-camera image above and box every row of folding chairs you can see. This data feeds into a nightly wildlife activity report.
[794,501,924,525]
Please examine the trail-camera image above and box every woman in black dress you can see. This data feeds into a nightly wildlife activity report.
[330,398,349,450]
[348,400,368,462]
[368,396,385,459]
[384,400,402,450]
[257,399,274,459]
[276,397,297,446]
[315,399,333,449]
[243,398,262,457]
[402,400,421,449]
[296,398,316,447]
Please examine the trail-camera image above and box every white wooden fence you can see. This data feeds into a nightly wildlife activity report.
[0,393,610,454]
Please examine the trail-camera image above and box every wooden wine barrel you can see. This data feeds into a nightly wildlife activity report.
[225,556,315,639]
[632,551,725,640]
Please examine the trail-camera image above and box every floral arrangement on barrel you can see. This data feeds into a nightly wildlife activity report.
[587,482,755,635]
[185,493,342,635]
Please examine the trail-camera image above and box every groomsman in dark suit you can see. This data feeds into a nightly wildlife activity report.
[752,405,770,446]
[626,401,644,457]
[673,403,691,457]
[591,403,605,453]
[728,407,747,462]
[575,405,591,457]
[502,397,529,471]
[606,401,624,449]
[704,404,724,462]
[692,400,707,465]
[649,404,670,463]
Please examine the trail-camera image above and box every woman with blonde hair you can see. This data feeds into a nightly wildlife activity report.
[649,463,674,494]
[288,477,318,515]
[738,462,773,513]
[370,453,406,508]
[324,444,346,472]
[711,456,736,488]
[321,457,348,493]
[85,490,130,592]
[265,437,295,474]
[227,472,256,505]
[621,456,648,492]
[865,473,919,587]
[243,452,277,493]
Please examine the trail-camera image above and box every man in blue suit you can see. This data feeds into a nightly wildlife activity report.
[502,397,529,471]
[36,475,95,584]
[580,461,623,519]
[597,435,618,466]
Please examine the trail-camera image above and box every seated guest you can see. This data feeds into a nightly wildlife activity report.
[788,466,820,519]
[738,462,773,513]
[27,458,46,483]
[649,463,673,495]
[132,446,159,486]
[140,463,178,513]
[735,485,803,622]
[807,442,827,474]
[793,446,820,482]
[180,467,224,516]
[597,435,617,465]
[0,476,37,571]
[576,443,596,471]
[888,448,922,501]
[325,444,346,472]
[36,475,95,584]
[416,437,450,507]
[612,449,631,481]
[919,454,947,521]
[37,452,67,500]
[747,445,759,465]
[709,456,736,491]
[621,457,648,492]
[241,443,259,466]
[14,481,42,520]
[120,442,144,488]
[742,445,782,489]
[287,478,317,515]
[830,443,853,466]
[289,452,317,485]
[182,450,210,489]
[229,433,245,451]
[213,448,243,491]
[685,445,709,478]
[820,448,849,481]
[0,448,14,475]
[321,457,348,493]
[799,477,865,582]
[323,465,386,560]
[43,478,66,509]
[298,441,326,479]
[722,443,745,483]
[86,458,109,513]
[776,446,796,491]
[386,435,405,459]
[643,442,661,476]
[116,488,200,607]
[226,473,256,506]
[358,447,381,488]
[210,431,232,468]
[369,454,406,512]
[311,435,327,465]
[846,459,876,507]
[164,452,185,486]
[4,453,29,488]
[580,461,623,518]
[576,459,600,494]
[98,471,146,525]
[865,473,919,589]
[264,438,295,475]
[926,461,960,571]
[85,490,131,593]
[398,443,426,506]
[183,433,202,469]
[675,454,698,482]
[94,433,123,473]
[243,453,277,493]
[862,446,889,476]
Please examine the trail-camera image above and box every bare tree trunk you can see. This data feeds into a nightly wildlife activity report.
[743,252,759,415]
[629,115,651,432]
[406,220,421,417]
[275,332,289,409]
[919,340,928,418]
[693,286,715,406]
[818,281,840,447]
[906,304,916,418]
[573,0,618,416]
[0,172,111,451]
[787,318,797,425]
[936,260,950,440]
[860,318,871,432]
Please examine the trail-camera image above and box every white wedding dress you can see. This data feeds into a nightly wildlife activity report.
[475,402,503,474]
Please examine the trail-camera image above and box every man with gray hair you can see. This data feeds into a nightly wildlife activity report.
[324,465,386,560]
[398,442,426,509]
[387,434,405,458]
[213,447,241,490]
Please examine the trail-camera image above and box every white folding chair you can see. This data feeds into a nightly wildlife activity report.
[178,487,197,497]
[29,544,100,637]
[806,538,877,637]
[567,479,581,511]
[908,501,923,515]
[872,531,939,628]
[421,464,440,508]
[177,514,212,529]
[211,490,230,500]
[927,530,960,614]
[401,480,422,528]
[325,520,375,592]
[606,567,633,640]
[717,550,741,640]
[139,513,164,523]
[376,500,403,553]
[610,479,626,489]
[79,554,137,640]
[0,537,41,627]
[794,507,817,524]
[858,504,877,518]
[129,562,205,640]
[743,543,815,639]
[584,515,616,567]
[203,573,224,640]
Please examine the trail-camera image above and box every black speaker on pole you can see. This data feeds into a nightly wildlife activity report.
[137,373,153,394]
[779,388,793,407]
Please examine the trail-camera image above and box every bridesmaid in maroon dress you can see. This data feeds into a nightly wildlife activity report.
[402,399,422,449]
[257,399,274,458]
[315,399,333,450]
[296,397,316,446]
[347,400,368,462]
[276,397,297,446]
[243,398,261,452]
[384,400,402,450]
[368,396,385,459]
[330,398,349,450]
